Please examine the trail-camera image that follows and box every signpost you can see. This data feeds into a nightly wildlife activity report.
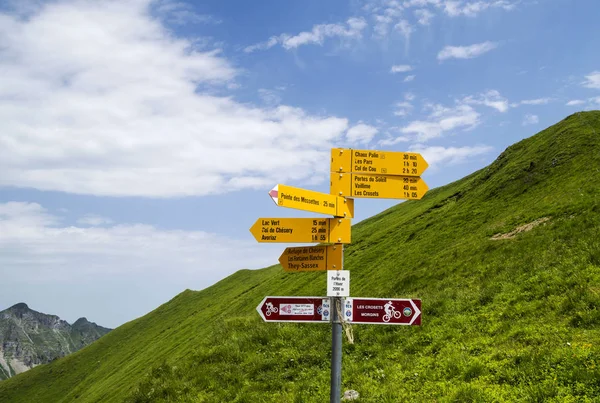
[343,298,421,326]
[279,245,343,272]
[331,148,428,177]
[330,173,428,200]
[251,147,429,403]
[269,184,354,218]
[249,218,351,244]
[256,296,331,323]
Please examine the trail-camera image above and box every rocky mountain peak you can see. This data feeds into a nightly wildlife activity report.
[73,317,89,325]
[0,303,112,380]
[7,303,30,316]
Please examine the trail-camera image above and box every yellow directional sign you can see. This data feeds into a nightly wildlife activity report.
[279,244,343,272]
[269,184,354,218]
[330,173,428,200]
[250,218,351,243]
[331,148,428,177]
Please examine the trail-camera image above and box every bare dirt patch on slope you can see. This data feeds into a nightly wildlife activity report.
[490,217,551,240]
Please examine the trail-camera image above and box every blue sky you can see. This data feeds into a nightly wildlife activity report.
[1,0,599,328]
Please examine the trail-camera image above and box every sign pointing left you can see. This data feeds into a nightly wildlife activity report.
[249,218,351,244]
[256,296,331,323]
[279,245,343,272]
[270,184,354,218]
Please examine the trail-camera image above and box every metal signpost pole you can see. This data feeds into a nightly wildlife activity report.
[330,244,344,403]
[330,295,342,403]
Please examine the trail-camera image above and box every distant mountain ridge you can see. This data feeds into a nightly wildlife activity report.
[0,303,111,380]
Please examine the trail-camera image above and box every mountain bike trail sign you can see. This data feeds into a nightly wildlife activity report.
[256,296,331,323]
[343,298,421,325]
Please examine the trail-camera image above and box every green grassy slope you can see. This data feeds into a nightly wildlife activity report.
[1,111,599,402]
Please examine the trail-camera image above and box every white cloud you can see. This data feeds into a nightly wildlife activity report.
[564,97,600,109]
[378,136,411,146]
[245,17,367,52]
[400,103,480,142]
[346,123,379,144]
[371,2,404,37]
[415,8,434,25]
[0,1,351,197]
[437,41,497,61]
[390,64,413,73]
[373,14,394,37]
[366,0,516,39]
[393,93,416,117]
[463,90,509,112]
[244,36,279,53]
[284,17,367,49]
[153,0,220,25]
[442,0,518,17]
[0,202,59,228]
[395,19,414,42]
[76,214,114,226]
[394,101,414,117]
[410,144,494,166]
[522,114,539,125]
[258,88,282,106]
[520,98,552,105]
[0,202,281,327]
[390,65,416,83]
[404,0,441,5]
[582,71,600,89]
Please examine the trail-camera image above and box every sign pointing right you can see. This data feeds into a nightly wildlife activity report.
[331,148,428,177]
[343,298,421,325]
[330,173,428,200]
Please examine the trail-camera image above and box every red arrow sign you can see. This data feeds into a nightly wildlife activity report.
[256,296,331,323]
[343,298,421,325]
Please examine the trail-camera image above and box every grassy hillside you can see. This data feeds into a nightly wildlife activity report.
[1,111,599,402]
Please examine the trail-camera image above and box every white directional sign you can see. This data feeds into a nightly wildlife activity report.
[327,271,350,297]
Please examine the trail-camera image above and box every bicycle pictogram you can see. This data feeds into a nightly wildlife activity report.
[383,301,401,322]
[265,302,278,316]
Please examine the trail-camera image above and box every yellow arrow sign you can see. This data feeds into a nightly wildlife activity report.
[250,218,351,243]
[279,244,343,272]
[330,173,428,200]
[331,148,428,177]
[269,184,354,218]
